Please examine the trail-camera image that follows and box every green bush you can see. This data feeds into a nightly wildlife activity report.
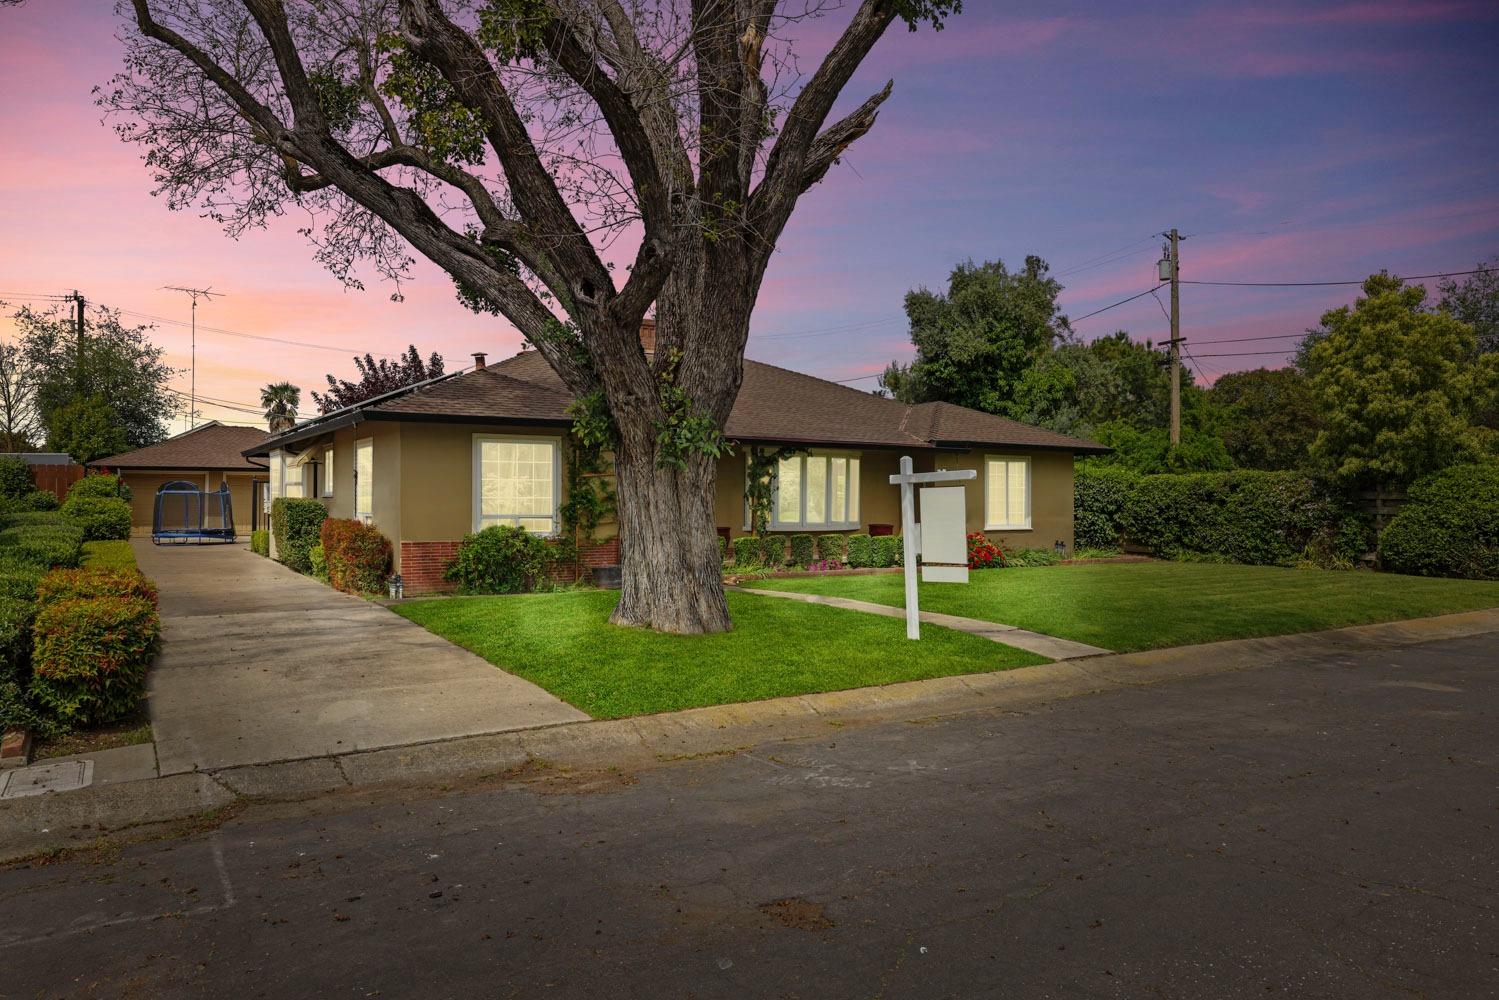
[760,535,786,568]
[1379,464,1499,579]
[17,490,59,512]
[789,533,815,568]
[732,535,760,567]
[817,534,848,563]
[1077,468,1366,569]
[320,519,392,594]
[270,497,328,574]
[250,529,270,557]
[0,457,32,500]
[1005,546,1061,567]
[0,521,84,570]
[61,495,132,542]
[67,473,132,503]
[0,563,44,602]
[445,524,554,594]
[871,535,902,568]
[309,544,328,581]
[81,539,138,570]
[1074,465,1140,550]
[846,533,873,568]
[0,595,37,686]
[718,534,728,563]
[37,567,157,607]
[30,595,159,727]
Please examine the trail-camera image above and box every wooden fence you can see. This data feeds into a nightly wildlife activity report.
[29,463,84,501]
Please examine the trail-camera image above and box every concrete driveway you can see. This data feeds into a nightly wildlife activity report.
[135,541,586,774]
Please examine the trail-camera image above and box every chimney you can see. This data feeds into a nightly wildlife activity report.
[639,317,657,354]
[472,352,487,370]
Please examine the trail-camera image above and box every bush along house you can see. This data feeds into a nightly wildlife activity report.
[245,321,1108,593]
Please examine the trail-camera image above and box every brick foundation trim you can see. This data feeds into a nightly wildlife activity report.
[400,537,621,593]
[400,541,462,594]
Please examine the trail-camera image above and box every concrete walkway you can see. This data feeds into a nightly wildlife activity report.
[135,541,586,775]
[731,585,1110,659]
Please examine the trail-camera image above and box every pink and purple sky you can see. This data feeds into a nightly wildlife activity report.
[3,1,1498,432]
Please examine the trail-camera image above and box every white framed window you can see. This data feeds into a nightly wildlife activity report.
[283,455,304,498]
[354,437,374,522]
[768,452,861,530]
[984,455,1031,530]
[321,447,334,498]
[473,434,560,534]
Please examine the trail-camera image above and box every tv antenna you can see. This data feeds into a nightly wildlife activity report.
[162,285,223,430]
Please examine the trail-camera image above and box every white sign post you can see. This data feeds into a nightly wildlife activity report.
[889,456,976,639]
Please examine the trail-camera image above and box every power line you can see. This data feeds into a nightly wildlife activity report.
[1070,284,1165,324]
[754,317,901,341]
[1187,349,1301,358]
[116,307,394,357]
[1183,267,1491,288]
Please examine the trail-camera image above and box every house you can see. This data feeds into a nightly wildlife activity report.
[90,422,272,536]
[246,323,1107,592]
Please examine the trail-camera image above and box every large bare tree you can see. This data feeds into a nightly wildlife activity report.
[99,0,959,633]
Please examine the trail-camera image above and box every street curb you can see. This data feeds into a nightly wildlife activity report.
[4,607,1497,860]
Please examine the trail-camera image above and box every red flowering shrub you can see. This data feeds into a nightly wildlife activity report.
[30,596,159,726]
[37,567,158,608]
[320,518,393,594]
[967,532,1003,569]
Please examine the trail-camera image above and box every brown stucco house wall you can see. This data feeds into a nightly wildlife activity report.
[91,422,271,537]
[247,332,1106,593]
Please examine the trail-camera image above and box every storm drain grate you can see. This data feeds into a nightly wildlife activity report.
[0,760,94,799]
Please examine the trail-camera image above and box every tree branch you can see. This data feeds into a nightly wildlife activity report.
[798,80,892,192]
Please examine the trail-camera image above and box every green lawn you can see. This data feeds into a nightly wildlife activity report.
[394,590,1048,719]
[745,562,1499,653]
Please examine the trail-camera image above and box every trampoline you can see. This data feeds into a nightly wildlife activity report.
[153,480,237,544]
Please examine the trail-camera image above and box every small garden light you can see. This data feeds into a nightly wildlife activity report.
[388,574,404,600]
[1053,539,1067,558]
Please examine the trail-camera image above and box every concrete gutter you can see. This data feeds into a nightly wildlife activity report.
[4,606,1497,861]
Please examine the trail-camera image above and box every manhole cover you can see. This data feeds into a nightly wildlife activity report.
[0,760,94,799]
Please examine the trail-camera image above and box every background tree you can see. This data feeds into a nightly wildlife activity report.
[312,346,443,413]
[100,0,958,634]
[880,257,1070,412]
[1438,260,1497,353]
[260,381,301,432]
[48,395,130,464]
[1307,273,1499,489]
[1208,366,1318,470]
[0,340,42,452]
[11,303,176,454]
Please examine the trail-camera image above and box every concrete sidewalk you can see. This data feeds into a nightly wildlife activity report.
[134,541,586,776]
[5,604,1496,860]
[731,584,1111,659]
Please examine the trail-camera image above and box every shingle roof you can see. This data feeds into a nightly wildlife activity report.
[92,422,270,471]
[249,347,1107,456]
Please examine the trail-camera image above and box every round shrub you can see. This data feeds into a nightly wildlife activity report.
[1379,464,1499,579]
[17,490,59,512]
[30,595,159,727]
[250,528,270,557]
[0,457,32,500]
[68,473,132,503]
[731,535,760,567]
[37,567,157,607]
[789,533,815,568]
[445,524,555,594]
[61,495,133,542]
[319,519,393,594]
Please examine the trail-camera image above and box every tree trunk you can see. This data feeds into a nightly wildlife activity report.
[608,422,731,634]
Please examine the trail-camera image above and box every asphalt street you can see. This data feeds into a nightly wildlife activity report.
[2,632,1495,999]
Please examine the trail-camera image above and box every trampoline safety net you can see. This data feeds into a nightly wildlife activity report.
[153,480,236,544]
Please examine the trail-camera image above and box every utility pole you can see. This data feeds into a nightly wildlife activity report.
[163,286,222,430]
[73,290,85,386]
[1161,229,1183,448]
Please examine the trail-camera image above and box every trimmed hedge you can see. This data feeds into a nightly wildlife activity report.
[0,596,36,685]
[0,457,31,500]
[37,567,157,607]
[16,490,59,512]
[444,524,547,594]
[871,535,902,568]
[30,595,159,727]
[68,473,132,503]
[1076,467,1368,568]
[61,495,132,541]
[320,519,392,594]
[250,529,270,557]
[846,533,873,568]
[0,521,84,570]
[1379,464,1499,579]
[760,535,786,568]
[732,535,759,567]
[81,540,138,570]
[789,533,815,568]
[271,497,328,574]
[817,534,848,562]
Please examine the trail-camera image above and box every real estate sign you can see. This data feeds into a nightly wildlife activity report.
[890,457,975,639]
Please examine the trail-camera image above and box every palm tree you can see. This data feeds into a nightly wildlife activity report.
[260,382,300,433]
